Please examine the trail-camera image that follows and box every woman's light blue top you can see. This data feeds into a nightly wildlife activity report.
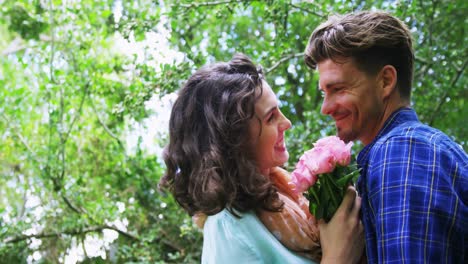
[201,208,316,264]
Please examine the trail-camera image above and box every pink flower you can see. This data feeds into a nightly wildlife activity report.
[291,136,353,193]
[303,147,335,174]
[314,136,353,166]
[291,159,318,193]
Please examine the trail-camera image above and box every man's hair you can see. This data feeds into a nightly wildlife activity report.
[305,11,414,100]
[159,53,283,216]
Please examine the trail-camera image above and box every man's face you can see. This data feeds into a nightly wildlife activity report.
[317,58,386,145]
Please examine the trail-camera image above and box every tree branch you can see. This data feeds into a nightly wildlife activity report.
[61,194,83,214]
[290,3,325,18]
[4,224,137,244]
[59,84,66,181]
[103,225,140,241]
[155,229,184,252]
[429,58,467,125]
[62,82,90,145]
[0,113,42,164]
[176,0,245,8]
[415,55,431,65]
[1,35,53,56]
[4,223,182,252]
[89,97,125,150]
[266,52,304,74]
[59,190,102,226]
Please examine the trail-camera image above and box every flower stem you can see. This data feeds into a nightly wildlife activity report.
[324,173,339,211]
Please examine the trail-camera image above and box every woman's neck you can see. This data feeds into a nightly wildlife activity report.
[259,168,271,176]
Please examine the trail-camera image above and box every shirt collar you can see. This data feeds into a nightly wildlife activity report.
[358,107,418,162]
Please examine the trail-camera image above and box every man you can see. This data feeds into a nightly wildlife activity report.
[304,11,467,263]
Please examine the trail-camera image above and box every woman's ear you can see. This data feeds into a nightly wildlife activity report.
[379,65,397,99]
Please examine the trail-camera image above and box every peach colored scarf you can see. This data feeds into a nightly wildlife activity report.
[257,167,322,261]
[193,167,321,261]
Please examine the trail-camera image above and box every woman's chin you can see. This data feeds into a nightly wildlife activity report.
[274,152,289,166]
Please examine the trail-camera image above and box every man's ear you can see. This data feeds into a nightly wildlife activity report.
[379,65,397,99]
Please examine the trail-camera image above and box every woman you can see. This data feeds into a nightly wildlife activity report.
[159,54,364,263]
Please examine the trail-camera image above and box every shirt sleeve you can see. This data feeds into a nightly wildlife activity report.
[366,135,467,263]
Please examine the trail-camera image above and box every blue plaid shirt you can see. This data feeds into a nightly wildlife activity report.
[357,108,468,263]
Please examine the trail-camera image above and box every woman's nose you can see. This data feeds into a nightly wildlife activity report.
[279,112,292,131]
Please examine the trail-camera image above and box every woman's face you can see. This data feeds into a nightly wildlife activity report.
[248,81,292,175]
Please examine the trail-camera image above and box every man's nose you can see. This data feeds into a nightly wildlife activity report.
[320,95,334,115]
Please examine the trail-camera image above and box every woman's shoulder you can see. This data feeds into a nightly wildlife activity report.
[204,208,275,250]
[202,209,263,263]
[204,209,259,232]
[202,209,315,264]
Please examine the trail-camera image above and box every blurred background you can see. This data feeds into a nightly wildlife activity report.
[0,0,466,263]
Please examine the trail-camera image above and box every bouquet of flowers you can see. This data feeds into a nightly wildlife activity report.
[290,136,360,222]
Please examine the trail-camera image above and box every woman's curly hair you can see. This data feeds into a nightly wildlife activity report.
[159,53,283,216]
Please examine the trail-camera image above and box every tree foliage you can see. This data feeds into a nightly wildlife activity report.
[0,0,466,263]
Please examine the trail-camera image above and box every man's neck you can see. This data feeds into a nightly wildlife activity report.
[361,99,409,146]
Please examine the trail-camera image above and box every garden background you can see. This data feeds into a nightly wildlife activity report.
[0,0,466,263]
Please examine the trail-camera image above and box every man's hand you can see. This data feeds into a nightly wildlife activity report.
[320,186,365,264]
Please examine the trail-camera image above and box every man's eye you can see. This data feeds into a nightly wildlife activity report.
[334,87,344,92]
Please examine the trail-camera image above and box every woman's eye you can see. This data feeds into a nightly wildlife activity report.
[267,113,275,122]
[267,109,279,122]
